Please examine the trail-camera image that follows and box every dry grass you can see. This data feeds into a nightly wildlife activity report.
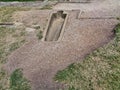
[0,7,30,22]
[0,7,31,90]
[0,26,26,90]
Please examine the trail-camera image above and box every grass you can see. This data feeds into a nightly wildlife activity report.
[55,23,120,90]
[9,40,25,52]
[0,26,26,90]
[0,27,25,62]
[41,5,52,10]
[37,30,43,40]
[0,7,30,22]
[0,7,30,90]
[10,69,31,90]
[0,7,32,90]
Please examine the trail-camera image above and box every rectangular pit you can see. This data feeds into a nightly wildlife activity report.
[43,11,67,41]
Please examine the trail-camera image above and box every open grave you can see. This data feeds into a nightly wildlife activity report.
[43,11,68,41]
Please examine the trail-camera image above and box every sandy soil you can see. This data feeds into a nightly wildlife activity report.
[4,0,120,90]
[13,10,51,28]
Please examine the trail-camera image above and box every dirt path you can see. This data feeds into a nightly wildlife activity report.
[0,0,56,8]
[53,0,120,11]
[4,0,120,90]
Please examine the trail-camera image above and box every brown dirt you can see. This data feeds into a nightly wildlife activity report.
[4,0,120,90]
[13,10,51,28]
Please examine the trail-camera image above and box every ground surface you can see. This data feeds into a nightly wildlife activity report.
[55,25,120,90]
[0,0,56,8]
[3,0,120,90]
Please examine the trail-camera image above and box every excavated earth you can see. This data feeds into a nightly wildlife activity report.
[4,0,120,90]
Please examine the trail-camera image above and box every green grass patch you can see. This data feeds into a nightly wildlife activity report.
[10,69,31,90]
[55,23,120,90]
[37,30,43,40]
